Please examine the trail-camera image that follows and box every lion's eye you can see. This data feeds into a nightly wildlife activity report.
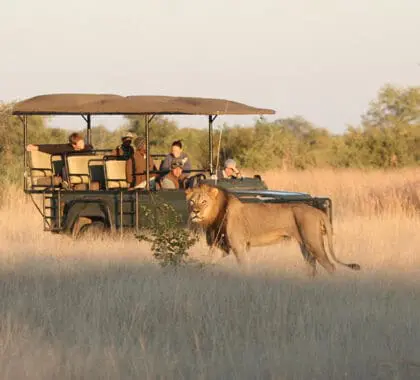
[201,200,207,206]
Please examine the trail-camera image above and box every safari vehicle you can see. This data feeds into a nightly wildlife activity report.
[13,94,333,238]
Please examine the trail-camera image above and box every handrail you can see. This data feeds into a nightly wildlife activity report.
[134,169,209,176]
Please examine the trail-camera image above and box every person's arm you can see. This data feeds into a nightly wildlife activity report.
[126,158,134,186]
[160,155,171,171]
[147,155,157,178]
[148,155,156,170]
[84,144,94,151]
[26,144,39,151]
[30,144,72,155]
[234,168,242,178]
[182,154,192,172]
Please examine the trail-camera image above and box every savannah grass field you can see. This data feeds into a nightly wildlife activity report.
[0,168,419,379]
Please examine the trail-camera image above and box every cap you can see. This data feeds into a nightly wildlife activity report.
[122,132,134,140]
[171,158,184,169]
[224,158,236,169]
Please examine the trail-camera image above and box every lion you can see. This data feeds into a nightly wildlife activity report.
[185,184,361,276]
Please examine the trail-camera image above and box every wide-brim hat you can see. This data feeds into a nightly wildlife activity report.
[122,132,134,140]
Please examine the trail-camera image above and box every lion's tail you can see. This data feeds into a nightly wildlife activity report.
[322,214,361,271]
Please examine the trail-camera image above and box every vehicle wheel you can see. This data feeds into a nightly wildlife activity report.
[77,221,107,240]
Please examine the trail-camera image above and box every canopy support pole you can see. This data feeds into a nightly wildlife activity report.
[208,115,217,175]
[81,115,92,145]
[86,115,91,145]
[23,116,28,192]
[145,114,150,190]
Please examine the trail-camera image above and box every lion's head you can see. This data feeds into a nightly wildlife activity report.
[185,184,226,226]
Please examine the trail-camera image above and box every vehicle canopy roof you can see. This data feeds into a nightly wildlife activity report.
[13,93,275,116]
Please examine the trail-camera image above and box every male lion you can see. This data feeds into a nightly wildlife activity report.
[185,184,360,276]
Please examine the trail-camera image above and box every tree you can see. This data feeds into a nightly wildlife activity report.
[363,84,420,128]
[125,115,178,150]
[360,84,419,167]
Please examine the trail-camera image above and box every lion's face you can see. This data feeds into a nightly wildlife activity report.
[185,185,220,225]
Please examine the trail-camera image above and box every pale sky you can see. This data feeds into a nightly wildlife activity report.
[1,0,419,133]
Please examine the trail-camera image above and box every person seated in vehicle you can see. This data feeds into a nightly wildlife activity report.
[126,136,157,189]
[26,133,94,187]
[111,132,135,159]
[212,158,242,180]
[26,132,94,154]
[159,158,188,190]
[159,140,191,174]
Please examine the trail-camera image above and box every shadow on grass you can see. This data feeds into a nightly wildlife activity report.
[0,257,419,379]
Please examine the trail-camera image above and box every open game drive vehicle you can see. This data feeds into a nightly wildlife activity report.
[13,94,332,238]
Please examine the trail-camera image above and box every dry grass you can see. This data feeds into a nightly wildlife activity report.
[0,168,419,379]
[254,167,420,217]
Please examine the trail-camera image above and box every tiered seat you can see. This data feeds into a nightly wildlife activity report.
[28,150,133,191]
[104,158,130,189]
[28,151,63,189]
[88,158,106,190]
[66,154,104,190]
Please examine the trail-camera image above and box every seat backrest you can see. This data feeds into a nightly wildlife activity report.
[154,159,162,170]
[104,159,129,189]
[51,155,64,177]
[88,159,106,190]
[28,151,64,188]
[67,154,104,185]
[29,151,53,177]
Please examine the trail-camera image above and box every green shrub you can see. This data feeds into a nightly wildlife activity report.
[136,200,198,266]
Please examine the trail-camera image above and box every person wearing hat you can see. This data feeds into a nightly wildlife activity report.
[112,131,135,160]
[159,158,187,189]
[126,136,157,189]
[213,158,242,180]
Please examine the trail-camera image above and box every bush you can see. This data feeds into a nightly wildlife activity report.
[136,199,198,266]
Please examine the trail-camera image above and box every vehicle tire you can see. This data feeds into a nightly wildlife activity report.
[77,220,107,240]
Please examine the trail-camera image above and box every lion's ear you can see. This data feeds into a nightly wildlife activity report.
[185,188,193,200]
[209,187,219,198]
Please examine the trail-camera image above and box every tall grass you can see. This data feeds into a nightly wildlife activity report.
[257,167,420,217]
[0,169,419,379]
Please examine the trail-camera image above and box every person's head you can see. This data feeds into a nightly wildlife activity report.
[134,137,146,151]
[224,158,238,177]
[68,133,85,150]
[171,158,184,178]
[170,140,183,158]
[121,132,134,147]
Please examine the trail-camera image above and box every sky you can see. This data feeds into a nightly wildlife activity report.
[1,0,419,133]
